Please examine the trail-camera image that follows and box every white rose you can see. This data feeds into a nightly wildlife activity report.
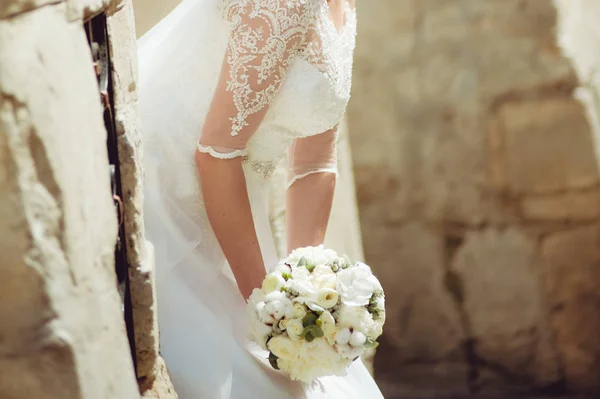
[278,319,288,331]
[336,262,383,306]
[286,319,304,341]
[292,266,311,281]
[316,288,339,309]
[288,339,345,382]
[311,265,337,290]
[268,336,300,360]
[319,311,337,344]
[349,331,367,347]
[262,273,286,293]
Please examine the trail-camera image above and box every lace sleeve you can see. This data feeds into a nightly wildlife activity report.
[198,0,314,154]
[287,127,339,188]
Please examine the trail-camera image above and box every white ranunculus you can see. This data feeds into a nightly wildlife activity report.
[336,262,383,306]
[262,273,286,293]
[319,311,337,344]
[268,336,300,360]
[286,319,304,341]
[316,288,339,309]
[278,319,288,331]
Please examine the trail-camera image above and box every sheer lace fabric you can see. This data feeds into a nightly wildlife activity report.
[198,0,356,183]
[287,127,339,188]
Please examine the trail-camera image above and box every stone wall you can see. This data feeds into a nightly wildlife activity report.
[349,0,600,396]
[0,1,140,398]
[105,1,177,398]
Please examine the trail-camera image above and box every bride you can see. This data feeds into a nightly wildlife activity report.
[138,0,384,397]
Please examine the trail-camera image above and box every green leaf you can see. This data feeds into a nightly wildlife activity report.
[310,325,324,338]
[302,325,324,341]
[302,312,318,327]
[305,263,316,272]
[364,338,379,349]
[268,352,280,370]
[305,332,315,342]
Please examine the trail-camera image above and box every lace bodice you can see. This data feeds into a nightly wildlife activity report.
[198,0,357,179]
[139,0,356,207]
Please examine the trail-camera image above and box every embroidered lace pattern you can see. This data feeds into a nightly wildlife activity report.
[221,0,318,136]
[220,0,356,137]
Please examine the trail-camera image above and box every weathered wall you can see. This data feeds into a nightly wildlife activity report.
[349,0,600,396]
[0,1,139,398]
[555,0,600,181]
[107,1,177,397]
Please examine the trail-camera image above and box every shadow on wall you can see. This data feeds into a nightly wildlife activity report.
[348,0,600,397]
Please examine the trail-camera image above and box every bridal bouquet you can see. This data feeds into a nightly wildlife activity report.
[246,245,385,382]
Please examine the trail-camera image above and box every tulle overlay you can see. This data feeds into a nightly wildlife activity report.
[139,0,384,397]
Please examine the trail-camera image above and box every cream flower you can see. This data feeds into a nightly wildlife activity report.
[316,288,339,309]
[312,265,337,290]
[286,319,304,341]
[268,336,300,360]
[262,273,286,293]
[336,262,382,306]
[318,311,337,344]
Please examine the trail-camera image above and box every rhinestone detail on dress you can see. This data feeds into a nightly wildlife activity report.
[243,156,276,179]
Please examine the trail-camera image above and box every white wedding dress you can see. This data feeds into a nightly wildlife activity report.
[138,0,384,397]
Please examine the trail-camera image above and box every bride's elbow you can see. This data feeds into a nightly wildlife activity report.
[194,148,244,178]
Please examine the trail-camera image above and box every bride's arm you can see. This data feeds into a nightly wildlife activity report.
[286,127,339,252]
[195,1,311,300]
